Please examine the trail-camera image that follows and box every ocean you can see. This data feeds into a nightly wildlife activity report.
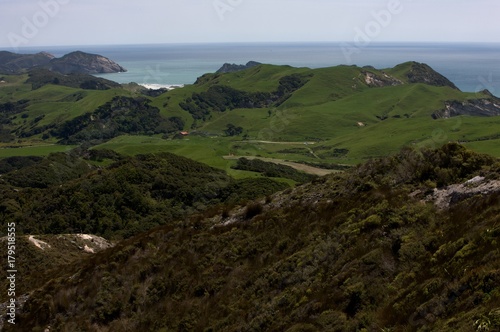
[16,42,500,96]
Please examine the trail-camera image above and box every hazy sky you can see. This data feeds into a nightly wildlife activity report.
[1,0,499,49]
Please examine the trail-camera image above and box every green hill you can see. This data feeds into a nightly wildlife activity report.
[1,61,500,170]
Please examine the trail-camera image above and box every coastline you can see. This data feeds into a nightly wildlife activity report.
[139,83,184,90]
[24,42,498,96]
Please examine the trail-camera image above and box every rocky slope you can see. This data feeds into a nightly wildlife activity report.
[47,51,127,74]
[423,176,500,209]
[362,70,404,87]
[432,98,500,118]
[390,61,460,90]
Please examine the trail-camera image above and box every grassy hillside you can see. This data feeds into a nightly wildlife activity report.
[118,62,500,165]
[5,144,500,331]
[2,62,500,172]
[0,62,500,170]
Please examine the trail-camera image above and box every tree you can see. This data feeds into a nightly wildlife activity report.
[224,123,243,137]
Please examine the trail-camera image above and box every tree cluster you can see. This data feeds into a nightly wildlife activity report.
[0,151,289,240]
[179,74,311,121]
[232,157,317,183]
[26,69,121,90]
[50,96,185,144]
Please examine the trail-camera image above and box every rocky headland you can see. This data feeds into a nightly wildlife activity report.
[0,50,126,75]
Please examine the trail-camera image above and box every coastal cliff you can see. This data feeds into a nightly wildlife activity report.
[47,51,127,75]
[405,61,459,89]
[433,98,500,119]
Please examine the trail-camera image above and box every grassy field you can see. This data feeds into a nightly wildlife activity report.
[92,135,258,178]
[1,62,500,172]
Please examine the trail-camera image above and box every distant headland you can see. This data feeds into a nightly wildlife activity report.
[0,50,127,75]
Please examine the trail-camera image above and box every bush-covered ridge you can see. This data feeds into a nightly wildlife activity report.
[180,73,311,120]
[0,151,289,240]
[26,68,121,90]
[5,144,500,331]
[50,96,185,144]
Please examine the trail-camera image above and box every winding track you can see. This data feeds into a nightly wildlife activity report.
[222,155,338,176]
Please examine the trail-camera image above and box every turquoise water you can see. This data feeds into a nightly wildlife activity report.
[17,42,500,96]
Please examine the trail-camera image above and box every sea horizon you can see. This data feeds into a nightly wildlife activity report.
[5,42,500,96]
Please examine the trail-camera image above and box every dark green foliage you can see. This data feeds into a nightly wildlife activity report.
[4,144,500,331]
[180,74,311,120]
[351,142,496,188]
[0,99,29,143]
[26,68,120,90]
[0,99,30,129]
[180,85,271,120]
[223,123,243,136]
[155,116,185,134]
[0,99,30,114]
[1,152,230,238]
[0,155,43,174]
[244,201,263,219]
[1,152,94,188]
[85,148,123,162]
[275,73,312,104]
[0,152,287,239]
[51,96,182,144]
[0,126,15,142]
[232,157,317,183]
[221,177,289,204]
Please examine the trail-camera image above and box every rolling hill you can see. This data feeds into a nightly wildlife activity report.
[1,61,500,172]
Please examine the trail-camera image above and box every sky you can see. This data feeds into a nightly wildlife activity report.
[0,0,499,49]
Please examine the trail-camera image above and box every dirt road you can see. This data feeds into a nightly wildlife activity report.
[223,155,338,176]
